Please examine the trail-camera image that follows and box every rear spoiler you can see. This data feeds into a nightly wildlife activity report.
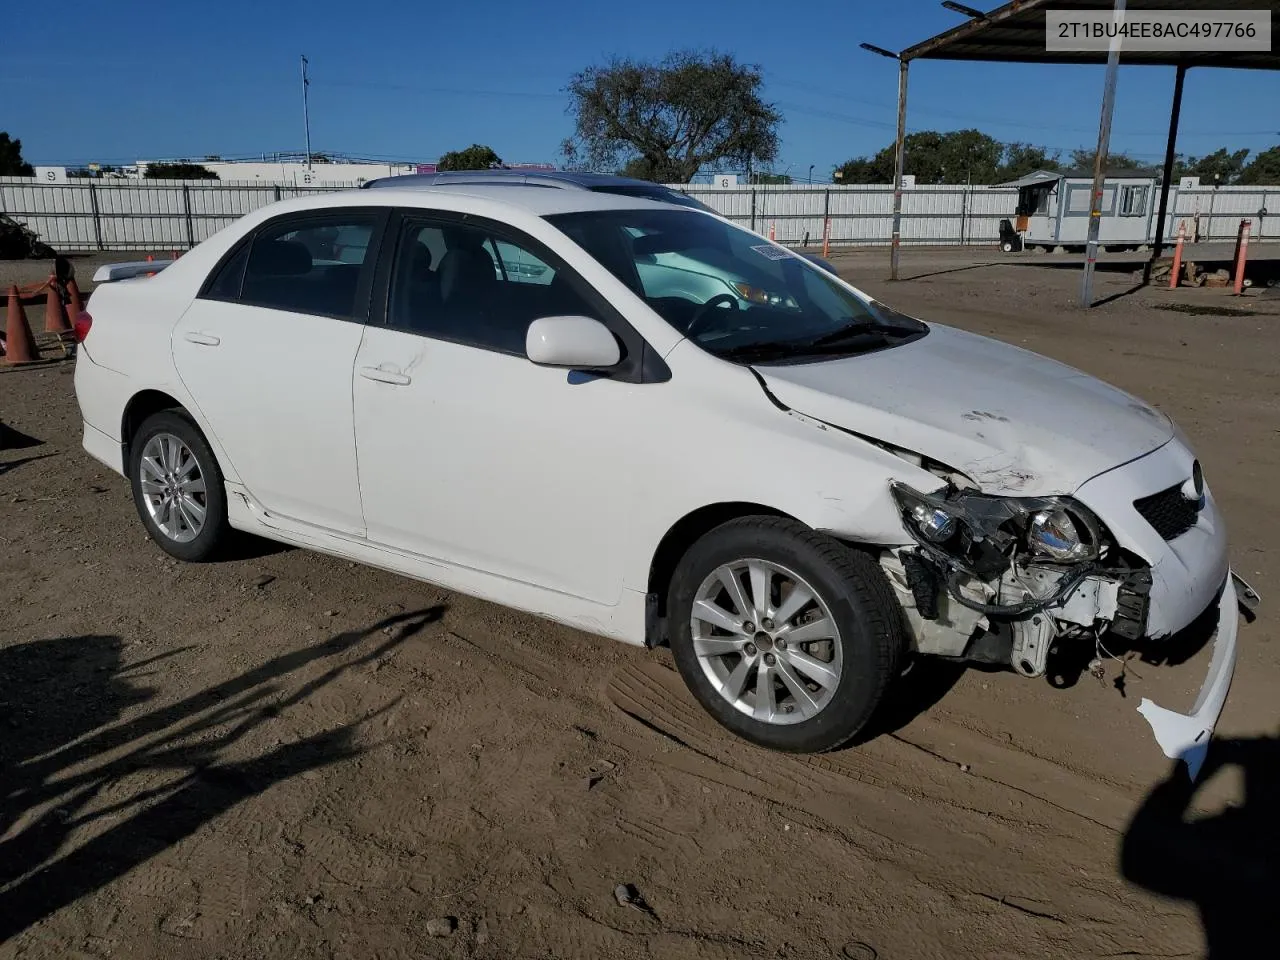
[92,259,176,283]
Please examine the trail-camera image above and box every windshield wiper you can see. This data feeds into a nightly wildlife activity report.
[716,342,804,363]
[716,329,892,364]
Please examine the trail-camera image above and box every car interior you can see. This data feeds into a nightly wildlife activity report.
[241,223,373,318]
[387,222,606,355]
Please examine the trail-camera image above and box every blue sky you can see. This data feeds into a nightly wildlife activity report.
[3,0,1277,177]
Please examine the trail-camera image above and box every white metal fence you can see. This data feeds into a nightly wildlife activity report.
[2,176,1277,253]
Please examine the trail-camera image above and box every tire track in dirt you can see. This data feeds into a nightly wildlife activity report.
[604,659,1198,959]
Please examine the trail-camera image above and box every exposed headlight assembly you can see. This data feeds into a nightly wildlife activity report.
[889,481,1107,616]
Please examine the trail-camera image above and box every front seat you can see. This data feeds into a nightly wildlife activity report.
[437,229,498,308]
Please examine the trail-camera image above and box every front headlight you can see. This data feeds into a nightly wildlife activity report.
[1028,507,1095,562]
[890,482,1104,572]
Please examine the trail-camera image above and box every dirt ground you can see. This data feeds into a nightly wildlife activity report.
[3,247,1279,959]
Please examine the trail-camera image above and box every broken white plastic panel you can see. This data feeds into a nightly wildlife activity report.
[92,260,175,283]
[1137,573,1243,782]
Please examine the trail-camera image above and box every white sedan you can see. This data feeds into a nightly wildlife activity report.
[73,184,1256,775]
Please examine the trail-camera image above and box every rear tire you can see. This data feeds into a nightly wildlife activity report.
[666,517,905,753]
[129,410,229,562]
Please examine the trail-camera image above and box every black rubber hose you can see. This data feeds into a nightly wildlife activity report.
[945,564,1095,618]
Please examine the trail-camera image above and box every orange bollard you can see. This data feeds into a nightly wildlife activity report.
[821,217,831,259]
[768,222,776,241]
[1233,219,1252,295]
[1168,221,1186,290]
[44,282,71,334]
[4,285,39,364]
[66,276,84,318]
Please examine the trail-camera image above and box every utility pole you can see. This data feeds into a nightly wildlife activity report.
[860,43,908,281]
[301,55,312,170]
[1080,0,1125,307]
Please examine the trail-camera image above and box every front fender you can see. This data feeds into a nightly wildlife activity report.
[621,348,938,591]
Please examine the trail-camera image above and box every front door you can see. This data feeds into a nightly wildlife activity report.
[172,209,387,536]
[351,212,639,603]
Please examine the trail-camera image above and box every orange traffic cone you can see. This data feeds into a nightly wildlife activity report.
[44,282,71,334]
[66,276,84,318]
[769,222,776,241]
[4,285,39,364]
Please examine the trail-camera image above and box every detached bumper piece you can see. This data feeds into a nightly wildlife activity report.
[1137,571,1256,781]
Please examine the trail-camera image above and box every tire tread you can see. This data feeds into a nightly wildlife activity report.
[667,515,907,753]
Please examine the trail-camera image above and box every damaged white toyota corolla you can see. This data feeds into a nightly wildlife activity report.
[73,185,1258,777]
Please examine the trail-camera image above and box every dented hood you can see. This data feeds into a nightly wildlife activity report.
[754,323,1174,496]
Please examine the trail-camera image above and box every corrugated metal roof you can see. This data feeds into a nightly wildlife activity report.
[899,0,1280,70]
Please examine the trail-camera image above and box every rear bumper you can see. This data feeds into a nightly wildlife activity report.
[1137,572,1247,780]
[73,349,129,477]
[82,420,125,475]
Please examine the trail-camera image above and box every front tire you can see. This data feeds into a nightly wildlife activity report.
[666,517,905,753]
[129,410,229,562]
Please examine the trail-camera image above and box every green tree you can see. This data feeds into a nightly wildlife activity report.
[997,143,1062,181]
[619,157,662,181]
[1173,147,1250,184]
[835,129,1006,185]
[0,132,35,177]
[833,155,889,184]
[1067,148,1146,172]
[563,50,781,183]
[1238,145,1280,186]
[145,162,219,180]
[437,144,502,171]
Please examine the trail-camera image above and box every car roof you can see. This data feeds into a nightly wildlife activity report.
[362,169,678,191]
[314,182,701,218]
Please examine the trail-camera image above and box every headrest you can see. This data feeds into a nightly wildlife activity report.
[249,239,312,276]
[442,227,486,254]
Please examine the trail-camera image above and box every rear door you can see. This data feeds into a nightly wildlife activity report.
[172,208,388,536]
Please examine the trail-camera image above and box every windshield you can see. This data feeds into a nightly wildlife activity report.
[546,208,926,363]
[587,184,717,214]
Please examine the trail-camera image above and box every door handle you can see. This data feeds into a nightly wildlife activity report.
[183,332,220,346]
[359,366,412,386]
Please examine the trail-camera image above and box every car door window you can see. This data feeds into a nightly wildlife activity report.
[385,218,601,355]
[237,215,379,319]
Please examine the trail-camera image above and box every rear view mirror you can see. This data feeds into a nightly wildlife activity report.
[526,316,621,370]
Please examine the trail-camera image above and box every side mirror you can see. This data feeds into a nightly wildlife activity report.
[526,315,621,370]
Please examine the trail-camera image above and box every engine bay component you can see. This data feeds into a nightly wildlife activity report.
[889,481,1111,620]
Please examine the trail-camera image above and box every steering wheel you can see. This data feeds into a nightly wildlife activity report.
[686,293,741,337]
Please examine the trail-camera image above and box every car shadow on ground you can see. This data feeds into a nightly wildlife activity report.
[218,532,297,561]
[1121,735,1280,960]
[0,606,445,944]
[0,422,44,451]
[1046,595,1221,694]
[853,657,967,745]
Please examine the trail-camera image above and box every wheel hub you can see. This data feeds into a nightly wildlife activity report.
[689,558,843,726]
[138,432,207,545]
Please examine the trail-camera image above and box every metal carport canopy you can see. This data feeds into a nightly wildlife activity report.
[870,0,1280,305]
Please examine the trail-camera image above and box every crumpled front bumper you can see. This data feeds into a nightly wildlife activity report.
[1136,571,1257,780]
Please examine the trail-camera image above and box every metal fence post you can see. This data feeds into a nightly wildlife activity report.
[183,184,195,249]
[274,185,282,202]
[88,179,104,251]
[749,188,757,233]
[960,185,969,245]
[823,188,831,243]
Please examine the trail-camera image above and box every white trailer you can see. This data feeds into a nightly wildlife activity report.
[996,168,1162,253]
